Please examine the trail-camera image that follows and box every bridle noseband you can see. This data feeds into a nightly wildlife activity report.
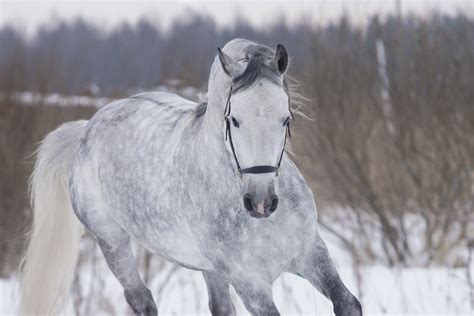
[223,84,293,178]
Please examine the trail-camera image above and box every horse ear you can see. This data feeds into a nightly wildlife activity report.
[274,44,288,74]
[217,47,244,79]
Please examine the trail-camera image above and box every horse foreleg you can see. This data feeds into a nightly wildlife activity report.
[203,271,236,316]
[291,234,362,316]
[230,277,279,315]
[94,225,157,316]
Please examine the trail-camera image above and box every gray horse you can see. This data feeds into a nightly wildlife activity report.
[20,38,361,315]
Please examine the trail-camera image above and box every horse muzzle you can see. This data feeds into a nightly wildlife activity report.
[243,193,279,219]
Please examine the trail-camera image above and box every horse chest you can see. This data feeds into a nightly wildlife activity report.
[203,209,311,277]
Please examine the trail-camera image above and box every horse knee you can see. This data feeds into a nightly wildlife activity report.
[208,298,235,316]
[334,295,362,316]
[232,280,279,315]
[124,287,157,316]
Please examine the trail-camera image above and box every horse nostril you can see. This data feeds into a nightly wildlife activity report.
[243,194,254,211]
[269,195,279,213]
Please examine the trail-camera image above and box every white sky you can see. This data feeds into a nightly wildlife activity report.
[1,0,472,36]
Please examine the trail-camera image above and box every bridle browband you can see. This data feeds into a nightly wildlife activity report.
[223,83,294,177]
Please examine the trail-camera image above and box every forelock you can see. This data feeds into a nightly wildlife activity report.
[232,44,284,93]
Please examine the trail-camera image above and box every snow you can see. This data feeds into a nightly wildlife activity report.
[0,277,16,315]
[1,226,472,315]
[6,87,202,109]
[8,91,115,108]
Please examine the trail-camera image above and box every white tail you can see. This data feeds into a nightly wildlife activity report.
[20,120,88,314]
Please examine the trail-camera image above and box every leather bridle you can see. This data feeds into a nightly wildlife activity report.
[223,84,293,177]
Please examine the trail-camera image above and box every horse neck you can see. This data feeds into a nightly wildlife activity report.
[201,65,230,137]
[204,61,233,125]
[202,95,225,133]
[195,80,234,173]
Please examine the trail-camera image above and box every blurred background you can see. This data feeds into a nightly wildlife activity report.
[0,0,473,314]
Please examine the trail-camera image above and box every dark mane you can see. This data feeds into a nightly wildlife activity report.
[232,44,284,93]
[194,101,207,117]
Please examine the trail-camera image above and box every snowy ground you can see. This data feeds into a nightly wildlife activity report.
[6,91,115,108]
[6,86,202,109]
[1,227,472,315]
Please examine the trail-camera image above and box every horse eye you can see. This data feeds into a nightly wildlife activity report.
[231,117,240,128]
[283,116,290,126]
